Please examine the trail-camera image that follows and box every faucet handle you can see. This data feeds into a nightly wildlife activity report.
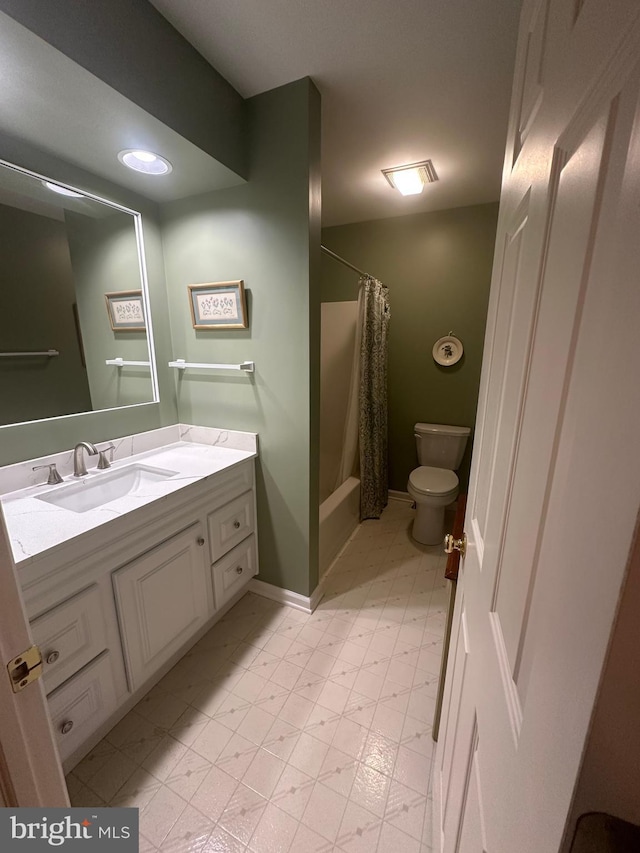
[33,463,64,485]
[97,443,116,470]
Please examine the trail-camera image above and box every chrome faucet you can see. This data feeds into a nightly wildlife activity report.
[32,463,64,485]
[73,441,98,477]
[97,443,115,470]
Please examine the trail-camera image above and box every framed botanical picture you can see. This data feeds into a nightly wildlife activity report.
[105,290,146,331]
[188,281,248,330]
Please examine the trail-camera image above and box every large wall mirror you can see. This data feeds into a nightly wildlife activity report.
[0,160,158,428]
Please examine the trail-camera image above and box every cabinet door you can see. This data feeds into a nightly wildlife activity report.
[113,524,210,691]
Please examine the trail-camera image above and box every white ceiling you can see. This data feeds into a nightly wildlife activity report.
[149,0,522,226]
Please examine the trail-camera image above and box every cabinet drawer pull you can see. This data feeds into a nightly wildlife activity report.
[46,651,61,665]
[197,537,205,546]
[233,520,241,529]
[60,720,74,735]
[236,566,244,575]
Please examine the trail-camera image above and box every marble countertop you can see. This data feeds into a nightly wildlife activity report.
[1,441,256,566]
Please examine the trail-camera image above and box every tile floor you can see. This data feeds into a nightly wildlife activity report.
[67,498,448,852]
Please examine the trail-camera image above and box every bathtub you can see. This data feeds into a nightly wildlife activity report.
[319,476,360,578]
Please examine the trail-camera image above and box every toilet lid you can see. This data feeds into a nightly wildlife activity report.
[409,466,459,495]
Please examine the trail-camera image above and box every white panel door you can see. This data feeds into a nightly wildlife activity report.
[113,523,210,690]
[434,1,640,851]
[0,509,68,806]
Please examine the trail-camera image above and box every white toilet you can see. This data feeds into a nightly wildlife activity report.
[407,423,471,545]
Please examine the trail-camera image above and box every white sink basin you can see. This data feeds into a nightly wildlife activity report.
[36,464,177,513]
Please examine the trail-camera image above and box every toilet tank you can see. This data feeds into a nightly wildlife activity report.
[414,423,471,469]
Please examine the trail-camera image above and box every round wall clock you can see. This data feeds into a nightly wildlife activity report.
[432,334,463,366]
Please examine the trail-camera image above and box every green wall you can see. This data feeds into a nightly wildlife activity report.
[0,0,247,177]
[0,204,92,425]
[322,203,498,493]
[160,78,321,597]
[66,209,154,411]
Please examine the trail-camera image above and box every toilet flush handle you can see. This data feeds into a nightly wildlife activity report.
[444,533,467,558]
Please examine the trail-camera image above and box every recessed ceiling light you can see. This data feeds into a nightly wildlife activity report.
[42,181,84,198]
[382,160,438,196]
[118,149,172,175]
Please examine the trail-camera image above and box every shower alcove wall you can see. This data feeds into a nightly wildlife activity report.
[319,301,360,576]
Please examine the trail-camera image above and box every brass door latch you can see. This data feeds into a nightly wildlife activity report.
[444,532,467,558]
[7,646,43,693]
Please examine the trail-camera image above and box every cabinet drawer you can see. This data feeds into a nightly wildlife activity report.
[113,523,211,691]
[208,490,255,562]
[31,585,107,694]
[212,535,257,608]
[47,652,118,764]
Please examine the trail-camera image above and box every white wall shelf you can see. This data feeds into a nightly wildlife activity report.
[105,358,151,367]
[168,359,255,373]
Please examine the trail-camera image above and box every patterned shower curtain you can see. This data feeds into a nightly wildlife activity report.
[359,276,390,520]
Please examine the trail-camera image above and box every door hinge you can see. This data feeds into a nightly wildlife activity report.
[7,645,43,693]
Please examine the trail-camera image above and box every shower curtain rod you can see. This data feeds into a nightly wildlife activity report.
[321,245,377,281]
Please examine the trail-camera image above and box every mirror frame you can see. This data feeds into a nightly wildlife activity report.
[0,158,159,429]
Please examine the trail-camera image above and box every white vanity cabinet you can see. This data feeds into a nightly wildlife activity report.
[16,454,258,769]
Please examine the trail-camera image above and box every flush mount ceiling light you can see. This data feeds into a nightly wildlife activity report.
[118,149,172,175]
[42,181,84,198]
[382,159,438,196]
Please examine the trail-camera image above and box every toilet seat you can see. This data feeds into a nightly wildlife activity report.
[409,466,458,498]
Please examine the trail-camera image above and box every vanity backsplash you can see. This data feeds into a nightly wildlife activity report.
[0,423,258,496]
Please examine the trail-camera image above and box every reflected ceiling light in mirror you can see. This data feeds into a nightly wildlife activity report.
[42,181,84,198]
[118,149,172,175]
[382,159,438,196]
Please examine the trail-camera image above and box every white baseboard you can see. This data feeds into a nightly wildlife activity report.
[388,489,413,503]
[249,577,324,614]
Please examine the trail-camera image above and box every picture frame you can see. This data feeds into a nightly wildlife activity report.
[105,290,146,331]
[188,281,248,330]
